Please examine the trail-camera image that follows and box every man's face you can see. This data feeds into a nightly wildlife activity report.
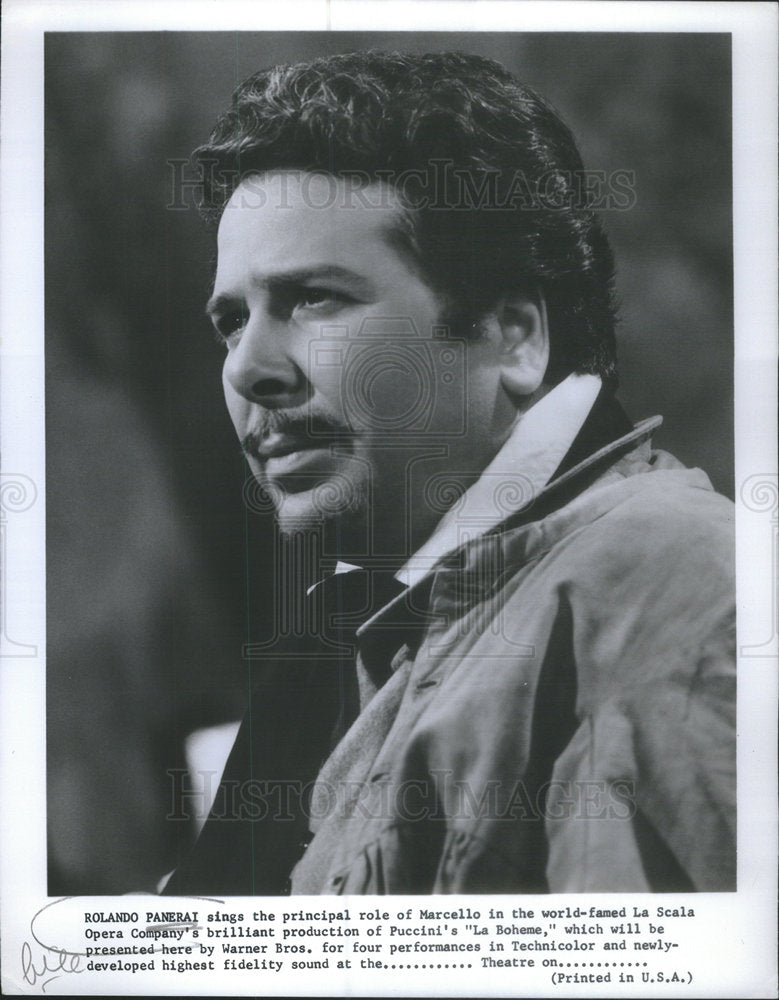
[210,171,516,563]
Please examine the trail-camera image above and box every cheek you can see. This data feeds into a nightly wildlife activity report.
[468,336,507,406]
[336,342,449,433]
[222,370,249,433]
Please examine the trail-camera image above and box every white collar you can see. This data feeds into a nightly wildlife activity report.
[330,373,602,589]
[395,373,602,587]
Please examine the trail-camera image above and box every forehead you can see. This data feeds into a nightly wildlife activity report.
[215,171,411,282]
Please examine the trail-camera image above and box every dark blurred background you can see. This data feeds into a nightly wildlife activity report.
[45,32,732,894]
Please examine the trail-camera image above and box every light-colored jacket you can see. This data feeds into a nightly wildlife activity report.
[290,435,736,894]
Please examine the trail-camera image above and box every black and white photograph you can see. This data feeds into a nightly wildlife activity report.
[1,2,776,997]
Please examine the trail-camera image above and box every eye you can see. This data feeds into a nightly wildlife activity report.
[291,286,352,315]
[213,309,247,345]
[299,288,332,306]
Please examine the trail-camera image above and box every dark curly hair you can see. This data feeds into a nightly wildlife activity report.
[195,50,618,384]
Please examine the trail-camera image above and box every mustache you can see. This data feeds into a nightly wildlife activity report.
[241,408,354,460]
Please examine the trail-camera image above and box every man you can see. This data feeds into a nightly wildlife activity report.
[164,51,735,895]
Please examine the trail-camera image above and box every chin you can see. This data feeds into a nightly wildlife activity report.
[274,477,370,552]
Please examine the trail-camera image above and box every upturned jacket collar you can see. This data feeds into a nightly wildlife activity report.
[354,389,663,661]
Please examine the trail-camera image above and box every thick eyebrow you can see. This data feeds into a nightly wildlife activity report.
[205,265,375,317]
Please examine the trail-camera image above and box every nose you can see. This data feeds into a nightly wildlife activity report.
[222,313,309,409]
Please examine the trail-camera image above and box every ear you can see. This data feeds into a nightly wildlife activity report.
[494,291,550,402]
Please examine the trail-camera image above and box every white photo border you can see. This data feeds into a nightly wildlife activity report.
[1,2,776,997]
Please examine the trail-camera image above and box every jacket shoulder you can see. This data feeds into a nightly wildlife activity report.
[564,470,734,586]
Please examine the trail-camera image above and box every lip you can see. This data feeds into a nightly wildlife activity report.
[258,434,312,461]
[258,433,345,461]
[258,430,356,459]
[265,446,333,469]
[255,434,353,493]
